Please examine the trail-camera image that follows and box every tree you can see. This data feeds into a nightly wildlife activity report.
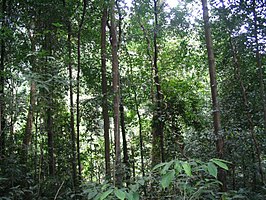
[151,0,165,166]
[101,5,111,180]
[201,0,226,191]
[110,0,121,186]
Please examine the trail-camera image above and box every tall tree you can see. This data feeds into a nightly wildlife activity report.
[100,6,111,180]
[22,31,37,160]
[151,0,164,166]
[201,0,226,191]
[110,0,121,186]
[76,0,86,179]
[68,20,77,187]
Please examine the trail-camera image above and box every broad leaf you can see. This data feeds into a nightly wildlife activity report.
[99,189,113,200]
[152,162,166,171]
[133,192,140,200]
[114,189,126,200]
[208,162,218,178]
[182,162,192,176]
[161,170,175,189]
[211,159,229,170]
[161,160,174,174]
[174,160,182,174]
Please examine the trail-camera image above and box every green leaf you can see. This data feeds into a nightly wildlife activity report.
[161,170,175,189]
[152,162,166,171]
[211,159,229,170]
[161,160,174,174]
[208,162,218,178]
[126,192,134,200]
[137,179,145,186]
[182,162,192,176]
[132,192,139,200]
[99,189,113,200]
[114,189,126,200]
[87,189,97,199]
[174,160,182,174]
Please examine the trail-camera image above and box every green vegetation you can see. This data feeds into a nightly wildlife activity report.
[0,0,265,199]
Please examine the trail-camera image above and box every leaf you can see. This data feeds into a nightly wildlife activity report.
[99,189,113,200]
[161,160,174,174]
[87,189,98,199]
[126,192,134,200]
[161,170,175,189]
[132,192,139,200]
[114,189,126,200]
[174,160,182,174]
[211,159,229,170]
[208,162,218,178]
[137,179,145,186]
[152,162,166,171]
[182,162,192,176]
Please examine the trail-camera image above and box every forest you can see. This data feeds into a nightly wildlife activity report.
[0,0,265,199]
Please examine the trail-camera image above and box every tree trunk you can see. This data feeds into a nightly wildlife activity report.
[101,7,111,180]
[151,0,164,166]
[68,21,77,187]
[22,33,37,160]
[0,0,6,159]
[76,0,86,180]
[110,0,121,186]
[47,106,55,176]
[22,81,36,158]
[120,100,130,186]
[133,88,145,178]
[201,0,226,191]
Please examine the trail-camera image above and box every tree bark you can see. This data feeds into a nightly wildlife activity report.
[120,100,130,186]
[22,33,37,160]
[151,0,164,166]
[101,7,111,180]
[67,21,77,187]
[47,105,55,176]
[201,0,226,191]
[110,0,121,186]
[76,0,86,180]
[133,87,145,178]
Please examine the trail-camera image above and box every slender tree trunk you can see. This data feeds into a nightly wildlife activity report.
[151,0,164,166]
[120,100,130,186]
[0,0,6,159]
[22,82,36,158]
[133,88,145,178]
[110,0,121,186]
[131,147,136,178]
[252,0,266,135]
[67,22,77,187]
[201,0,226,191]
[76,0,86,180]
[47,106,55,176]
[101,7,111,180]
[22,34,36,160]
